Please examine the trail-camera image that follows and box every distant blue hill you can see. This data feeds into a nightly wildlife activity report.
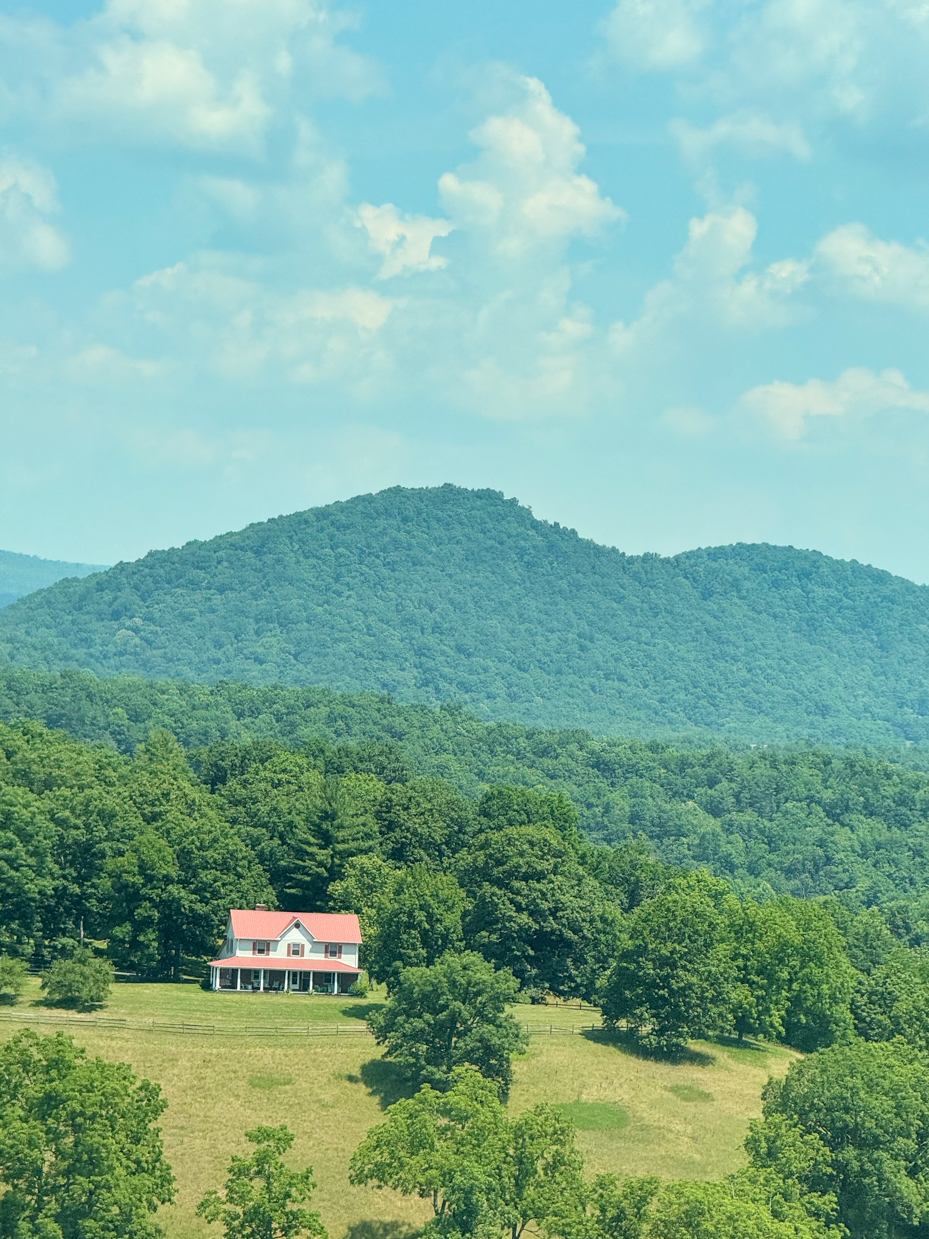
[0,549,109,609]
[1,484,928,745]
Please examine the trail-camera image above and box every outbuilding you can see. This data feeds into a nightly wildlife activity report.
[207,906,363,994]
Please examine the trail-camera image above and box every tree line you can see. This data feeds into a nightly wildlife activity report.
[5,718,929,1069]
[7,665,929,912]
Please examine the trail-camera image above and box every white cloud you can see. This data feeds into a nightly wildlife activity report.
[741,367,929,438]
[671,113,811,163]
[131,259,393,387]
[611,206,808,349]
[602,0,929,170]
[59,39,271,151]
[816,223,929,308]
[65,344,164,383]
[357,203,453,278]
[0,156,69,272]
[726,0,869,119]
[438,76,623,258]
[601,0,707,69]
[1,0,383,154]
[462,306,602,421]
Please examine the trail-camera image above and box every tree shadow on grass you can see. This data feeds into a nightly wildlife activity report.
[582,1027,716,1068]
[38,997,106,1014]
[340,1002,384,1022]
[346,1223,421,1239]
[707,1033,768,1054]
[359,1058,418,1109]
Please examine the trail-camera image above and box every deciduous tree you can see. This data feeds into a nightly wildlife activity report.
[368,951,527,1094]
[600,873,733,1053]
[457,825,618,999]
[350,1069,580,1239]
[198,1125,326,1239]
[748,1038,929,1238]
[364,866,465,990]
[0,1030,174,1238]
[41,949,111,1009]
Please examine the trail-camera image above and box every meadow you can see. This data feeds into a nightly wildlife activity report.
[0,979,795,1239]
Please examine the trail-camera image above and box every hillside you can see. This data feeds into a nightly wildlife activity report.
[0,548,108,608]
[6,668,929,909]
[0,980,790,1239]
[2,484,929,743]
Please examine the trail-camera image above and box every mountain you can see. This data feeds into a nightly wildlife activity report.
[1,484,928,744]
[0,548,109,609]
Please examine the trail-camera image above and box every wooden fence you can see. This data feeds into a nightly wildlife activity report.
[0,1008,602,1039]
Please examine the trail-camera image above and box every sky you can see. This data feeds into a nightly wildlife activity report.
[0,0,928,580]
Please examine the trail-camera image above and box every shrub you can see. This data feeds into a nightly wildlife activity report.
[347,977,369,997]
[42,951,112,1010]
[0,956,28,1004]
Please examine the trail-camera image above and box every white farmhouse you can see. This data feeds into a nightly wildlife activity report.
[208,906,363,994]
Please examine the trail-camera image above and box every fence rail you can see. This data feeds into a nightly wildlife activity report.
[0,1008,603,1039]
[0,1010,373,1037]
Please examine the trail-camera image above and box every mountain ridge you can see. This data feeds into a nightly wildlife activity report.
[1,484,927,744]
[0,548,110,609]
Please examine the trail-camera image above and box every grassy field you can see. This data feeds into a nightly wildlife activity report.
[1,979,795,1239]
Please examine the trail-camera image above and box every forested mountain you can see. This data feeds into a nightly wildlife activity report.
[2,485,929,744]
[0,548,108,609]
[4,666,929,912]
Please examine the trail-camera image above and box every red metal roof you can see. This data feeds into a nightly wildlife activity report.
[229,910,361,942]
[208,955,361,972]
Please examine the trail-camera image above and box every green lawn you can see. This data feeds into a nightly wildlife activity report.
[1,980,794,1239]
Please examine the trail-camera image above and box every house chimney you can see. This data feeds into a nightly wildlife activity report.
[255,904,268,912]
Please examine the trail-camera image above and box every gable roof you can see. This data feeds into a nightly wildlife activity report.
[229,909,362,942]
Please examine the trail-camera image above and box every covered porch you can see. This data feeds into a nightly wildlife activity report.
[208,956,361,994]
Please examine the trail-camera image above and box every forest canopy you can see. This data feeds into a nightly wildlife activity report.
[3,485,929,744]
[4,668,929,912]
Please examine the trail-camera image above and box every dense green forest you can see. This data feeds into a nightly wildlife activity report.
[7,713,929,1238]
[4,485,929,743]
[4,666,929,910]
[0,548,107,609]
[8,714,929,1073]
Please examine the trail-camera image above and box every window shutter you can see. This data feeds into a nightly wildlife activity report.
[338,944,343,959]
[253,941,257,955]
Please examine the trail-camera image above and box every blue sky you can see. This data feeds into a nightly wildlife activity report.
[1,0,928,580]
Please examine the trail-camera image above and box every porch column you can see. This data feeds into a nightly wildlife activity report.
[310,971,315,993]
[259,969,265,992]
[211,966,217,990]
[236,969,241,991]
[284,970,290,993]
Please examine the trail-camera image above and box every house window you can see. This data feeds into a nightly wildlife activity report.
[325,943,342,959]
[254,940,268,955]
[289,943,303,958]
